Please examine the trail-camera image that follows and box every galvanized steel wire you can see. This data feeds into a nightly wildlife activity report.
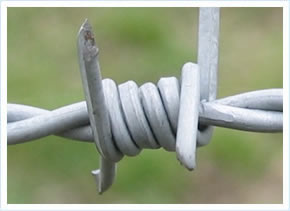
[7,88,283,145]
[7,8,283,194]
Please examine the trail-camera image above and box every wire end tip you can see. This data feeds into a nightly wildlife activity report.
[178,159,195,171]
[176,148,196,171]
[82,18,91,29]
[78,19,99,60]
[91,169,103,194]
[78,18,95,43]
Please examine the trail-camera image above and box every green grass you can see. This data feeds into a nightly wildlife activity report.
[7,7,283,203]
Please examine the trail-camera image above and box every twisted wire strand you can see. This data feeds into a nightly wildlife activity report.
[8,76,283,159]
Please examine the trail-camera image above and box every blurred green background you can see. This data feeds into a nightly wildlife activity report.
[7,7,283,203]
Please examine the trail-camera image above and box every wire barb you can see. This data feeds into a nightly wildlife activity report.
[176,63,200,170]
[78,19,117,194]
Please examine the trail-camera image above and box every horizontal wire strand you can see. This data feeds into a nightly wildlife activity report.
[7,77,283,155]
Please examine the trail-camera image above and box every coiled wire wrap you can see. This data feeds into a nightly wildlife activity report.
[7,76,283,161]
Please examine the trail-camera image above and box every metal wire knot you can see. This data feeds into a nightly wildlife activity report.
[7,8,283,194]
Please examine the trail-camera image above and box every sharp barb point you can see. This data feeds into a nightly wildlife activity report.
[82,19,91,29]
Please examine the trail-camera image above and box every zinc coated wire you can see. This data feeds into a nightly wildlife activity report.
[6,8,283,194]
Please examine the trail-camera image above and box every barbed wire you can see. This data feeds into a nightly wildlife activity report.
[7,88,283,146]
[7,8,283,194]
